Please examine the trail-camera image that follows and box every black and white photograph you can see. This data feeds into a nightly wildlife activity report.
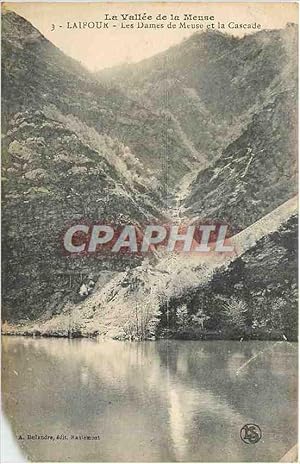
[1,2,298,462]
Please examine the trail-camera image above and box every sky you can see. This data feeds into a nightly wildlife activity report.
[4,2,298,71]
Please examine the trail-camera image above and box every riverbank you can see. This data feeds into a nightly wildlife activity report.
[2,321,296,341]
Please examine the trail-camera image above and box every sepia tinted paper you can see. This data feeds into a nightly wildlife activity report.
[1,2,298,462]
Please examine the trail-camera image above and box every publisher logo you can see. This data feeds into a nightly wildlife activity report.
[240,424,262,444]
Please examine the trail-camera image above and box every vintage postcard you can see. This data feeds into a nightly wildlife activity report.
[1,2,298,462]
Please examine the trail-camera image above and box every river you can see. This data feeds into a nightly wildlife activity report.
[1,337,297,462]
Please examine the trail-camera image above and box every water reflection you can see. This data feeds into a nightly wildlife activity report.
[2,337,297,462]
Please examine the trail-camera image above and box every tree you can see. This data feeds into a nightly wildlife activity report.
[176,304,189,328]
[191,309,210,330]
[135,291,161,340]
[223,297,247,331]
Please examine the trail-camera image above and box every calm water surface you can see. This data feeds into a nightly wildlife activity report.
[1,337,297,462]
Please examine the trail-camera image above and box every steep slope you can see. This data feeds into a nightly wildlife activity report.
[2,108,164,322]
[2,10,194,186]
[185,86,297,232]
[97,25,297,169]
[1,10,177,321]
[4,198,297,340]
